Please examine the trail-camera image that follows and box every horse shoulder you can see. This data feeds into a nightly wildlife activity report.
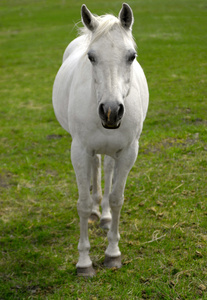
[53,38,91,135]
[53,39,83,133]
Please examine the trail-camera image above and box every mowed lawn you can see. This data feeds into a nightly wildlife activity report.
[0,0,206,299]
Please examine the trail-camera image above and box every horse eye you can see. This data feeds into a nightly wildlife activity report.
[127,52,137,64]
[88,53,96,64]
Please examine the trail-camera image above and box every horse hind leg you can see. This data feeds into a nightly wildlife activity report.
[89,154,102,223]
[100,155,114,230]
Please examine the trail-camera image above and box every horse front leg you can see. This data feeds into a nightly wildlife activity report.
[71,140,95,277]
[104,141,139,268]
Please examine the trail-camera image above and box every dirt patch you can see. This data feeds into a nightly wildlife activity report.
[142,135,201,154]
[0,171,16,188]
[46,134,63,140]
[182,117,207,125]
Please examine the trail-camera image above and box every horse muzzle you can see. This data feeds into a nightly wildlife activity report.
[98,102,124,130]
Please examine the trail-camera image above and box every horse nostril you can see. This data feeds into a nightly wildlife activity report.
[99,103,106,120]
[99,102,124,125]
[117,104,124,120]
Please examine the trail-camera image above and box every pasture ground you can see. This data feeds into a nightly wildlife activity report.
[0,0,206,299]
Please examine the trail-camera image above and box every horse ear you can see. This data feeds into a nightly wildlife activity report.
[81,5,98,32]
[119,3,134,30]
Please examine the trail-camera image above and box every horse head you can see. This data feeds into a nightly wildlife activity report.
[81,4,137,129]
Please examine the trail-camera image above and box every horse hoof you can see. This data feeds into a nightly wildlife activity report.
[100,218,111,230]
[77,266,96,277]
[88,213,99,223]
[104,255,122,269]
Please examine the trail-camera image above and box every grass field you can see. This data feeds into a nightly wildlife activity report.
[0,0,206,299]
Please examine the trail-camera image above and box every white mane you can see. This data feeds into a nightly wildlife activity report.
[78,14,136,49]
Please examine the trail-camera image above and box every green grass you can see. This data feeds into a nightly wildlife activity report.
[0,0,206,299]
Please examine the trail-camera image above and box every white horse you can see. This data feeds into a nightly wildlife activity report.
[53,3,149,276]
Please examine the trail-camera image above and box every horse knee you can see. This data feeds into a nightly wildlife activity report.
[77,197,93,218]
[109,193,124,211]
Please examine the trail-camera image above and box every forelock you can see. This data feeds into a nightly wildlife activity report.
[78,14,136,50]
